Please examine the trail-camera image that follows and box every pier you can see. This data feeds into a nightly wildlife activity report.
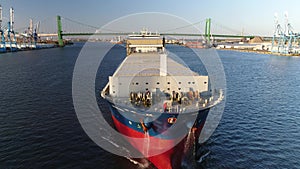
[0,6,59,52]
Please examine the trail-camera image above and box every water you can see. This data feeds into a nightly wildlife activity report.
[0,43,300,169]
[201,51,300,169]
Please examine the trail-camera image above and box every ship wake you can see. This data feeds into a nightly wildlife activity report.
[181,130,211,168]
[181,130,197,169]
[102,136,151,168]
[124,156,151,169]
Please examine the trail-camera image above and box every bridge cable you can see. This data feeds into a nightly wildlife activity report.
[62,16,99,30]
[161,19,206,33]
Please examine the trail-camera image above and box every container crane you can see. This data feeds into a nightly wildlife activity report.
[0,5,5,52]
[272,12,300,54]
[7,7,17,51]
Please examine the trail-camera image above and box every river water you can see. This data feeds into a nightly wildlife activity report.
[0,43,299,169]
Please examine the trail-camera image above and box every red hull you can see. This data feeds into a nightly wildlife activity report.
[112,114,204,169]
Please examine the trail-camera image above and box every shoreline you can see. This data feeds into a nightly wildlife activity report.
[217,48,300,57]
[0,41,74,54]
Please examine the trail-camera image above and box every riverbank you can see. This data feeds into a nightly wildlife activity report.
[0,41,74,53]
[217,47,300,56]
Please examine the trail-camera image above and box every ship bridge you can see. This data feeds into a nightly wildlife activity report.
[101,30,216,112]
[126,30,164,55]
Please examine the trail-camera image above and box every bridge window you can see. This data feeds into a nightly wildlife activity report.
[146,82,149,85]
[157,82,160,85]
[178,88,181,90]
[188,82,191,84]
[167,82,170,84]
[204,82,207,84]
[146,88,149,91]
[167,88,170,90]
[136,82,139,85]
[178,82,181,84]
[192,82,195,84]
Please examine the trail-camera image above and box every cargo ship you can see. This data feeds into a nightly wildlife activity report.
[101,29,223,169]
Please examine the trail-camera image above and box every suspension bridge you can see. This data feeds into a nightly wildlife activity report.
[0,4,297,55]
[35,15,259,47]
[1,7,272,52]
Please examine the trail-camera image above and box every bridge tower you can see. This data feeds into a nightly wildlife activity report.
[205,18,211,45]
[57,15,64,47]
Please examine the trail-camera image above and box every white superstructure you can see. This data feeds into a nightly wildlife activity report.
[108,52,208,98]
[102,30,214,111]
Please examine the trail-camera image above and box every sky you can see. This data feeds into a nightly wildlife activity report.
[1,0,300,36]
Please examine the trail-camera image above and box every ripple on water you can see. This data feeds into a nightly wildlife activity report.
[0,46,300,169]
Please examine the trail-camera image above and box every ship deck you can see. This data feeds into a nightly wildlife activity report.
[101,51,222,112]
[112,52,198,77]
[104,89,223,115]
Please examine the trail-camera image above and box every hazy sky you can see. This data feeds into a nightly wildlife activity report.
[1,0,299,36]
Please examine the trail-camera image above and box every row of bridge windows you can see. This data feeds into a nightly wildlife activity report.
[112,81,207,94]
[130,81,207,85]
[113,81,207,89]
